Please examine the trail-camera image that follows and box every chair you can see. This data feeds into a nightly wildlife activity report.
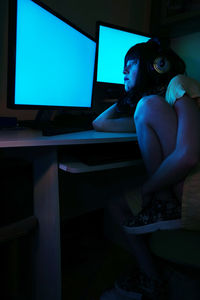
[149,229,200,300]
[104,208,200,299]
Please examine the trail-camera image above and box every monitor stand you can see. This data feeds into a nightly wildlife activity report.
[35,109,56,123]
[18,110,55,131]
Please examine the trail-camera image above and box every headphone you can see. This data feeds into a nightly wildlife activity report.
[152,56,171,74]
[151,51,185,76]
[147,38,172,75]
[145,37,185,76]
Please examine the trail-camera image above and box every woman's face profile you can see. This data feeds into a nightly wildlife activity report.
[123,59,139,92]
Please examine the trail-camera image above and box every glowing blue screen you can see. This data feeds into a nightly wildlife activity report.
[97,25,150,85]
[15,0,96,107]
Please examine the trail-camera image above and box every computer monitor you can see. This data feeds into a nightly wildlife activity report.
[7,0,96,110]
[95,22,151,90]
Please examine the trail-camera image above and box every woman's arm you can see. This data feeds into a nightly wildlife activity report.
[142,95,200,196]
[92,103,136,132]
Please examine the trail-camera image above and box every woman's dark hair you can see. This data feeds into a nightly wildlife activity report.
[116,38,186,114]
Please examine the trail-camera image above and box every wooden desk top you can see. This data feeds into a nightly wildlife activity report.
[0,128,137,148]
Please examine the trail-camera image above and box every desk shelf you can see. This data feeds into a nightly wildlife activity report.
[59,155,143,173]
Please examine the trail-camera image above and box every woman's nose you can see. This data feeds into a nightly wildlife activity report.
[123,66,128,74]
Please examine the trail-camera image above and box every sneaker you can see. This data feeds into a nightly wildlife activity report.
[123,199,181,235]
[100,288,136,300]
[100,270,166,300]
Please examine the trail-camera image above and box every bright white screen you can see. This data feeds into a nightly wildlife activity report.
[97,25,150,85]
[15,0,96,107]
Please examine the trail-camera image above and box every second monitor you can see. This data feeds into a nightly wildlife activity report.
[95,22,151,87]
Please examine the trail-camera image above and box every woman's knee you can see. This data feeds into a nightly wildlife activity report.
[134,95,177,130]
[135,95,168,124]
[134,95,178,157]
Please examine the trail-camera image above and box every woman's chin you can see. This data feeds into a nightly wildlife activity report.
[124,86,130,93]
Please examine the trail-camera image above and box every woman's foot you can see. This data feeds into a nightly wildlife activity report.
[122,199,181,235]
[100,269,166,300]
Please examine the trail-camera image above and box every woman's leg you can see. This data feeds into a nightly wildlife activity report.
[105,95,182,295]
[109,96,181,276]
[108,195,160,279]
[134,95,183,202]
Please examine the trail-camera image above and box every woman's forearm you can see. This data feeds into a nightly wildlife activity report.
[92,103,118,129]
[142,148,198,196]
[92,103,136,132]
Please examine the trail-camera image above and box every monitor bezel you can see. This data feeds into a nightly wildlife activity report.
[94,21,152,90]
[7,0,96,110]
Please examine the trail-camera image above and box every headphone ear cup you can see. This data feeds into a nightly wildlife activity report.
[152,56,171,74]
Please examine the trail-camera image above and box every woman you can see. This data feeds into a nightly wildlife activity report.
[93,38,200,299]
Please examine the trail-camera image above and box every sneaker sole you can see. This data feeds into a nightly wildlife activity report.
[100,287,142,300]
[114,282,142,300]
[123,219,182,235]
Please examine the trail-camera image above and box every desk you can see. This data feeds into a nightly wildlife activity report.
[0,128,137,300]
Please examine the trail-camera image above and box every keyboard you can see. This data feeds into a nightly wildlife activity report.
[42,126,90,136]
[18,120,93,136]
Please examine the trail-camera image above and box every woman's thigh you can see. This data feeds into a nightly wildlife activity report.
[134,95,178,158]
